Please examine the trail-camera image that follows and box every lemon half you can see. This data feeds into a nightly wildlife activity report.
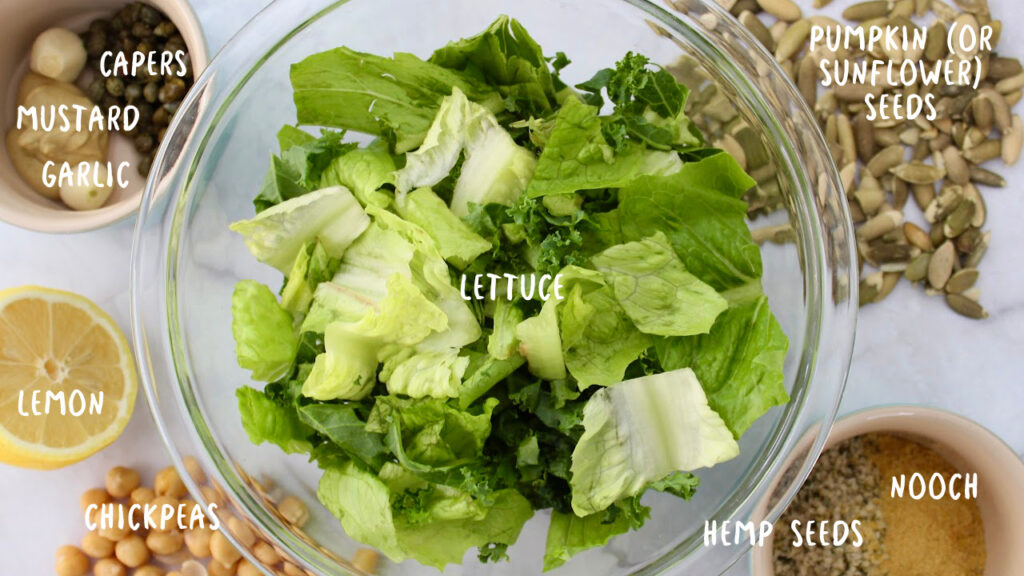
[0,286,137,469]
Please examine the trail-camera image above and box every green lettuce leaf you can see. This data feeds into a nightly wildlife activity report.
[615,159,761,291]
[458,354,525,410]
[236,386,311,453]
[655,294,789,437]
[397,187,491,269]
[649,471,700,500]
[487,298,524,361]
[254,129,357,212]
[290,47,502,153]
[319,139,396,208]
[515,297,566,380]
[543,509,632,571]
[560,281,651,389]
[301,323,378,401]
[367,396,497,470]
[318,462,406,560]
[525,97,682,198]
[231,186,370,272]
[231,280,297,382]
[592,232,727,336]
[429,15,560,118]
[298,403,389,470]
[280,241,339,316]
[393,87,537,218]
[570,368,739,516]
[318,461,533,570]
[380,347,469,399]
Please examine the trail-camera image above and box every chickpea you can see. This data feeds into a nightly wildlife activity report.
[183,455,206,484]
[353,548,379,574]
[114,534,150,568]
[155,466,188,499]
[210,530,242,567]
[135,566,166,576]
[131,486,156,506]
[277,497,308,528]
[98,504,131,541]
[281,562,304,576]
[55,545,89,576]
[181,560,208,576]
[81,531,115,558]
[252,540,281,565]
[200,486,224,509]
[81,487,111,512]
[105,466,141,498]
[184,525,213,558]
[208,557,238,576]
[93,558,128,576]
[146,529,184,556]
[236,559,261,576]
[227,516,257,548]
[145,496,180,531]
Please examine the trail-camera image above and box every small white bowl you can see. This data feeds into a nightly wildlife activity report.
[0,0,208,233]
[752,406,1024,575]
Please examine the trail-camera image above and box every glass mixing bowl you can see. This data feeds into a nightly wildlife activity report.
[130,0,858,574]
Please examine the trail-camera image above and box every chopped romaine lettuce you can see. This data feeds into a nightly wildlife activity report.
[592,231,728,336]
[236,386,311,453]
[231,280,297,382]
[231,185,369,272]
[397,187,491,269]
[515,297,566,380]
[570,368,739,516]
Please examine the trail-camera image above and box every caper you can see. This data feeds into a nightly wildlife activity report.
[153,21,176,38]
[131,22,152,39]
[87,78,106,103]
[152,106,169,126]
[88,18,109,35]
[133,133,156,154]
[143,82,159,103]
[135,41,152,57]
[135,103,154,128]
[124,83,142,103]
[105,77,125,97]
[138,154,153,177]
[164,36,185,54]
[85,31,106,58]
[161,100,180,119]
[139,5,163,26]
[158,79,185,103]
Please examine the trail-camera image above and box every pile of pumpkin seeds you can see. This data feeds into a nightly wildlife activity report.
[676,0,1021,319]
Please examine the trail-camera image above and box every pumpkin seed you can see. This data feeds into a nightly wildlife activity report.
[739,11,776,51]
[977,88,1011,132]
[859,276,880,305]
[963,231,991,268]
[905,252,931,281]
[952,0,989,14]
[912,183,936,211]
[942,146,970,184]
[961,183,987,227]
[751,223,797,245]
[924,22,949,60]
[853,111,876,162]
[869,242,915,264]
[890,162,946,184]
[775,19,811,61]
[867,145,906,177]
[951,14,981,59]
[987,57,1020,80]
[967,165,1005,187]
[892,178,909,209]
[837,113,856,166]
[928,240,956,289]
[931,0,960,21]
[925,185,964,223]
[915,0,932,16]
[904,222,934,251]
[757,0,803,21]
[855,186,886,215]
[962,140,1002,163]
[857,210,902,240]
[943,199,976,238]
[970,97,994,132]
[930,221,947,246]
[843,0,889,21]
[798,55,818,107]
[946,293,989,319]
[945,268,979,294]
[995,71,1024,94]
[813,0,834,7]
[1002,115,1023,165]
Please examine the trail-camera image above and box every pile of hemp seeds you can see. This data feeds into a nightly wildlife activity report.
[671,0,1022,319]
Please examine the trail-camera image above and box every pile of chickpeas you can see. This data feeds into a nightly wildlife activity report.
[54,460,377,576]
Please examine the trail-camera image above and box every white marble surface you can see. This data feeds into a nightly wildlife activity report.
[1,0,1022,573]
